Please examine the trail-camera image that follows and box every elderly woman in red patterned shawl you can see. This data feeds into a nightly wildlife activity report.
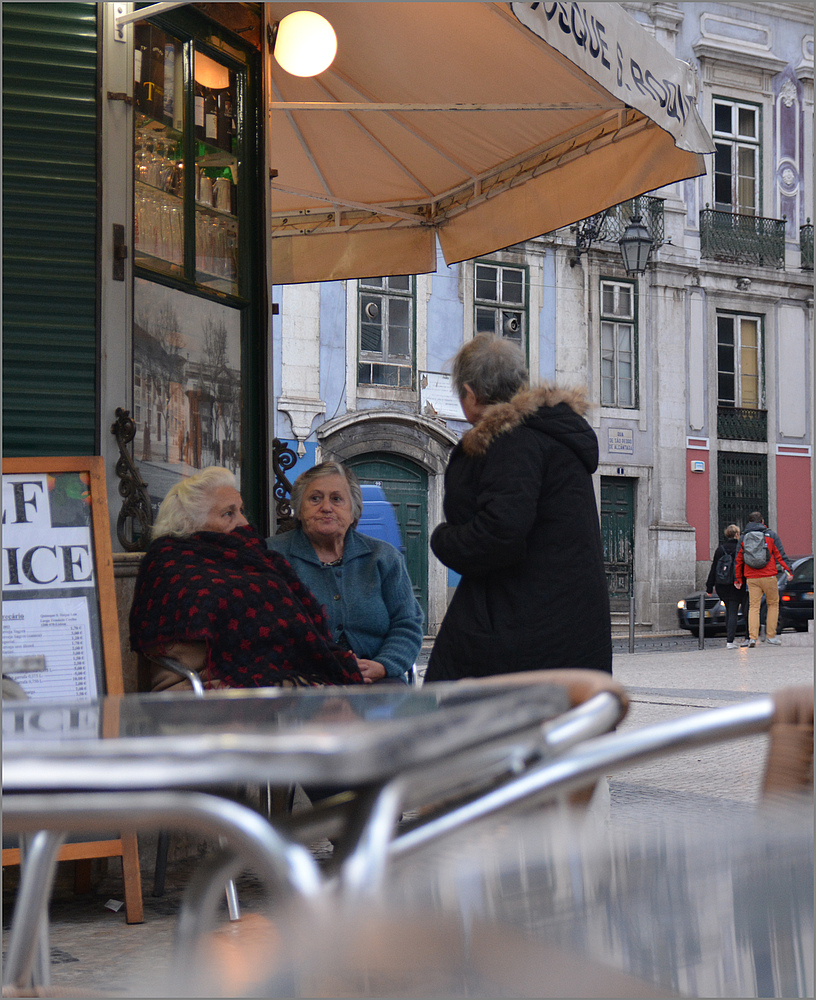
[130,466,363,691]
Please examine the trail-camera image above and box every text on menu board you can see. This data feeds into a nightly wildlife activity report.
[2,472,99,701]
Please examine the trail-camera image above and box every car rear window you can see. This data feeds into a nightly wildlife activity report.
[791,557,813,585]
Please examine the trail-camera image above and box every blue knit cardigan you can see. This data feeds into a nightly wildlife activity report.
[267,527,424,681]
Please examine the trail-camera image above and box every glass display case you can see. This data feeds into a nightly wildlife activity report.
[133,23,241,296]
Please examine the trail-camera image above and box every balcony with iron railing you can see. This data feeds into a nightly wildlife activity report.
[565,196,665,263]
[717,406,767,442]
[600,196,665,246]
[700,208,785,268]
[800,221,813,270]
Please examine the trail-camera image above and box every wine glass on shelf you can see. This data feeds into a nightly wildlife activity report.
[168,204,183,265]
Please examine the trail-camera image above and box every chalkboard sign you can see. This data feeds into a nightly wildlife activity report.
[2,457,124,699]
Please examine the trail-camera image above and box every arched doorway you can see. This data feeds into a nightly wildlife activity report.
[347,454,428,627]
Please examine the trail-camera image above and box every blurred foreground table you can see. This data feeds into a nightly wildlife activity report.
[5,679,620,991]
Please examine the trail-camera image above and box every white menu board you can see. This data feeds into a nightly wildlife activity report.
[2,465,112,702]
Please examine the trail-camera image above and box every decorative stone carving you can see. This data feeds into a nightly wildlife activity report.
[276,397,325,457]
[780,78,798,107]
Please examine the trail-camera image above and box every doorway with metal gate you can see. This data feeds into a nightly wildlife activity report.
[346,453,428,627]
[601,477,635,612]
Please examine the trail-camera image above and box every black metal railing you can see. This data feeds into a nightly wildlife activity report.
[601,196,665,247]
[800,221,813,270]
[700,209,785,268]
[272,437,298,532]
[717,406,767,442]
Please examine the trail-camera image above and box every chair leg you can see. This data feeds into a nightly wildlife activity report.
[154,830,170,897]
[225,878,241,921]
[155,829,239,919]
[73,858,92,894]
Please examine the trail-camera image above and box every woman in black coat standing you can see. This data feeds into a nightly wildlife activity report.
[425,335,612,682]
[705,524,747,649]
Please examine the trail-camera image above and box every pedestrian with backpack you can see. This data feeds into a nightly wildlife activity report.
[706,524,747,648]
[734,511,793,647]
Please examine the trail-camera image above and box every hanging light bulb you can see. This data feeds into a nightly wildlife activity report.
[272,11,337,77]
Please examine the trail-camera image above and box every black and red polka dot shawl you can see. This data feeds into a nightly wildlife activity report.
[130,524,363,688]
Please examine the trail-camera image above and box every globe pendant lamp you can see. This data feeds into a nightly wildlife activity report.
[273,11,337,78]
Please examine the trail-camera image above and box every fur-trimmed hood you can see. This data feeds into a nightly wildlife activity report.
[461,383,597,472]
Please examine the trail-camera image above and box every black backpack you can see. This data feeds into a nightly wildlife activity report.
[715,550,735,586]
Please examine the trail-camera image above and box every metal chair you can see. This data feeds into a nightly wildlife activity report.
[146,655,241,922]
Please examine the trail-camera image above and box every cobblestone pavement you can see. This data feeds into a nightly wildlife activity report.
[607,631,813,827]
[4,634,811,996]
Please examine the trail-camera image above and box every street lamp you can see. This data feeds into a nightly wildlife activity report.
[618,214,654,275]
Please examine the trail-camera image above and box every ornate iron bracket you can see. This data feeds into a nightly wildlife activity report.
[111,407,153,552]
[272,437,298,533]
[569,210,608,267]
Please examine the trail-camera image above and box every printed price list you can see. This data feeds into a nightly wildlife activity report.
[3,596,98,702]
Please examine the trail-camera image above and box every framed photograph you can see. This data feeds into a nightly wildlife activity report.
[133,277,243,515]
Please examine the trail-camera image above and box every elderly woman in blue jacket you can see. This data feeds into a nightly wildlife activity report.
[268,461,423,683]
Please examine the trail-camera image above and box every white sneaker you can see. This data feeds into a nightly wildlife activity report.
[741,638,756,648]
[726,642,737,649]
[766,636,782,645]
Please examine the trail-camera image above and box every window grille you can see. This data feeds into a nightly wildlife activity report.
[717,452,768,533]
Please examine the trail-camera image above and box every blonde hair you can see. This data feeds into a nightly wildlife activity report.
[724,524,740,539]
[151,467,236,540]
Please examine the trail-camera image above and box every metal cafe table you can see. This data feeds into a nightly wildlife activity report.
[2,675,625,991]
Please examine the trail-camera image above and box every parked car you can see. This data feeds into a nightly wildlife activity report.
[778,556,813,633]
[676,593,748,636]
[677,559,806,636]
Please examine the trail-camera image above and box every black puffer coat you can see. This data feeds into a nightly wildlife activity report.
[425,385,612,681]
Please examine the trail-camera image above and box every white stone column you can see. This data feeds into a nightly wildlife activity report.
[648,269,697,628]
[277,283,325,456]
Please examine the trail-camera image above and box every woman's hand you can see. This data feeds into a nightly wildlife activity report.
[355,657,387,684]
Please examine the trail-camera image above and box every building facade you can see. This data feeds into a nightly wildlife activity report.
[271,1,814,634]
[2,2,812,672]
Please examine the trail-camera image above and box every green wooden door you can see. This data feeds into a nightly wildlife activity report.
[347,454,428,628]
[601,477,635,611]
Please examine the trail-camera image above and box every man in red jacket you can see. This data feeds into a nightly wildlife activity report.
[735,511,792,647]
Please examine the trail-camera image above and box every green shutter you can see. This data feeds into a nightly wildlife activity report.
[3,3,99,456]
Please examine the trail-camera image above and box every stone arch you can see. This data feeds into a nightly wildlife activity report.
[316,410,457,475]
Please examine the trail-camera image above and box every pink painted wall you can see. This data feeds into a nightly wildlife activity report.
[686,448,711,559]
[776,454,813,558]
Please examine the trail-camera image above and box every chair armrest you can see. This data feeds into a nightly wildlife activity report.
[456,668,628,714]
[140,642,208,695]
[149,656,206,697]
[762,685,814,800]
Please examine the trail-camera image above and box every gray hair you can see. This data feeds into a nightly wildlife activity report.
[291,461,363,527]
[451,335,528,404]
[724,524,740,539]
[151,466,236,540]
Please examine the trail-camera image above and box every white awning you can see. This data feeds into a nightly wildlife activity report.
[264,2,713,283]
